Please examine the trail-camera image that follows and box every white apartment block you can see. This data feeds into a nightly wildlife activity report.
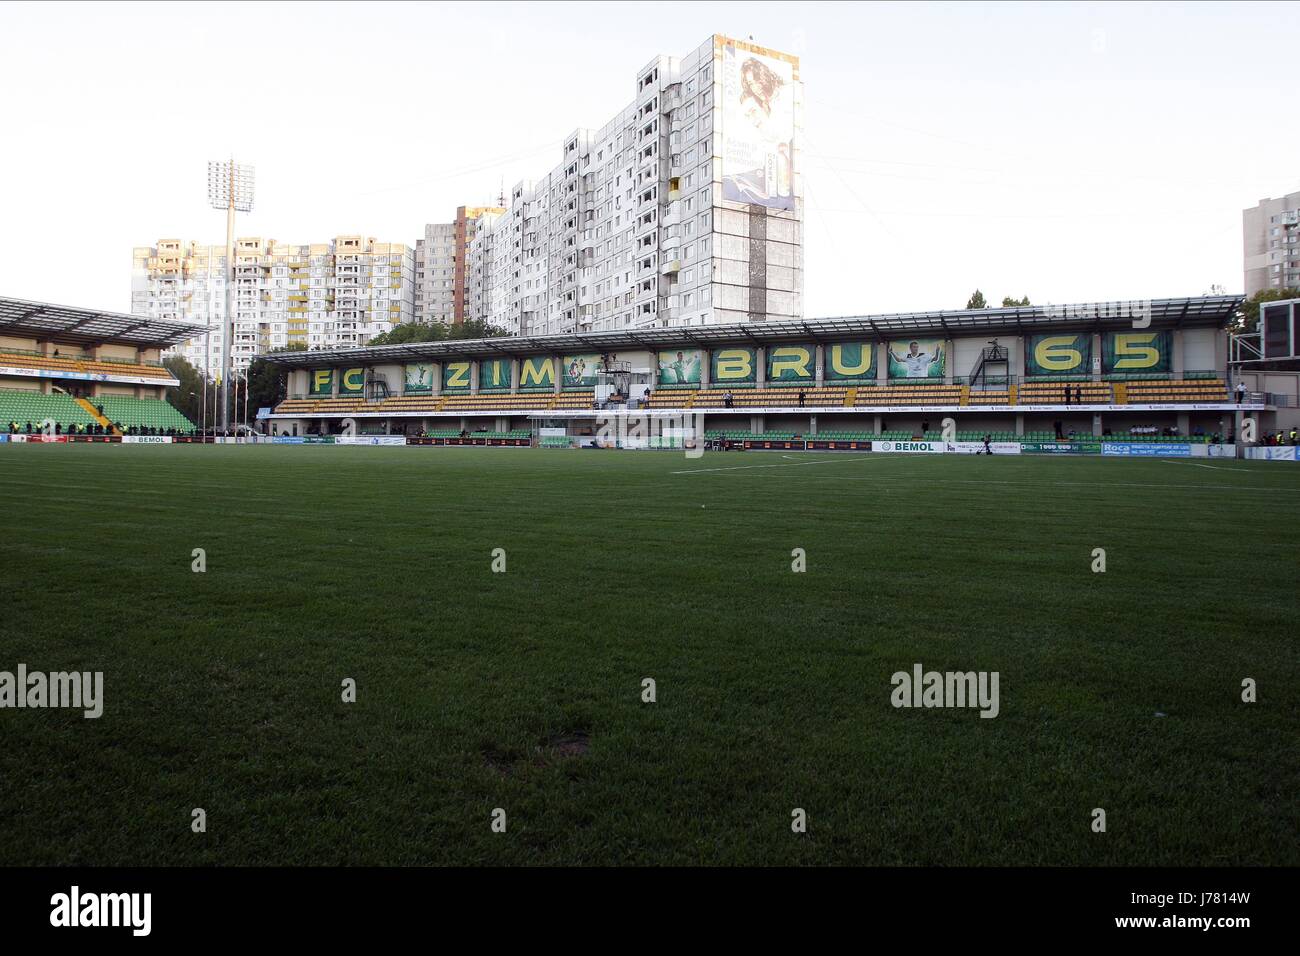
[414,221,456,324]
[1244,190,1300,297]
[132,236,414,372]
[465,34,803,336]
[415,206,504,325]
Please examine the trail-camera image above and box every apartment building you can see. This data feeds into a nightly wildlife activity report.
[464,34,803,336]
[1243,190,1300,297]
[132,236,414,372]
[414,206,504,325]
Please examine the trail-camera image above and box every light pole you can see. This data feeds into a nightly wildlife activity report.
[207,159,254,433]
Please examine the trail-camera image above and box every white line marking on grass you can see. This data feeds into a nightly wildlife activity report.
[739,473,1281,494]
[1158,459,1248,472]
[671,456,877,475]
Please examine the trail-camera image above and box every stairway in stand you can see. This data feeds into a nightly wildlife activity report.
[74,397,116,433]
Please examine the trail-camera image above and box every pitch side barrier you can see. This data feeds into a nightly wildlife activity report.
[0,435,1252,458]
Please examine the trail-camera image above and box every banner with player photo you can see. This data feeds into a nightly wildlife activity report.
[824,342,877,381]
[887,339,945,380]
[404,363,433,394]
[657,349,703,386]
[765,344,815,383]
[1103,331,1171,374]
[1025,334,1092,377]
[562,355,599,389]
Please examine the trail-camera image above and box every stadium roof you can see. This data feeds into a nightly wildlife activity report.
[0,296,209,348]
[258,294,1244,367]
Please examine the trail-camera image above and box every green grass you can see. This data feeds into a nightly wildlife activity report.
[0,444,1296,866]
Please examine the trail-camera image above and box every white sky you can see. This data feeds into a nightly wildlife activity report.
[0,0,1296,317]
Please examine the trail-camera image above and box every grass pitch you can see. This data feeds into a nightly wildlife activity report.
[0,444,1296,866]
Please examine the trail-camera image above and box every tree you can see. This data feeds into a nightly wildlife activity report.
[366,323,448,346]
[449,319,511,340]
[1235,288,1300,334]
[163,355,205,424]
[1001,295,1031,307]
[965,290,988,310]
[245,343,306,412]
[366,320,511,346]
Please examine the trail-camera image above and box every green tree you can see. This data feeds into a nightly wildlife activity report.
[1001,295,1031,307]
[449,319,511,340]
[367,323,448,346]
[245,343,306,412]
[965,289,988,309]
[1235,287,1300,334]
[366,320,511,346]
[163,354,205,424]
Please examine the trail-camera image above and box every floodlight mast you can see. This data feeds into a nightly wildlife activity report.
[207,159,254,433]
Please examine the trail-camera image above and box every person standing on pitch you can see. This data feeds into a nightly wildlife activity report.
[982,433,993,455]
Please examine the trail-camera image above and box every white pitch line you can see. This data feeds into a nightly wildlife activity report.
[738,473,1281,494]
[671,455,876,475]
[1158,459,1248,472]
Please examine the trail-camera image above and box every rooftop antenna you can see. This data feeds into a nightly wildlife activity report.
[497,177,506,208]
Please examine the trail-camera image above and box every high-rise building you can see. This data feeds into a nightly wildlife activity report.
[414,222,456,325]
[464,34,803,336]
[1243,190,1300,297]
[132,236,414,372]
[414,206,504,325]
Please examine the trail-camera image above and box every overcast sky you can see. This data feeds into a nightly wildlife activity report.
[0,0,1295,317]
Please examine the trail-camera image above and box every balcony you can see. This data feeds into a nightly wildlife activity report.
[659,259,680,276]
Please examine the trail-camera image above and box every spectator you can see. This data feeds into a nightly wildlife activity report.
[724,391,734,408]
[1236,381,1247,404]
[798,390,806,407]
[1075,386,1083,404]
[24,421,32,433]
[1064,386,1071,406]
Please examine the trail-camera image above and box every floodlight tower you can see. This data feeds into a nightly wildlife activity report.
[207,159,254,432]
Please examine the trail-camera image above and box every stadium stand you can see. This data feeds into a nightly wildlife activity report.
[94,395,194,432]
[237,294,1287,454]
[0,296,205,436]
[1123,379,1228,403]
[0,349,173,381]
[0,388,98,430]
[855,384,964,406]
